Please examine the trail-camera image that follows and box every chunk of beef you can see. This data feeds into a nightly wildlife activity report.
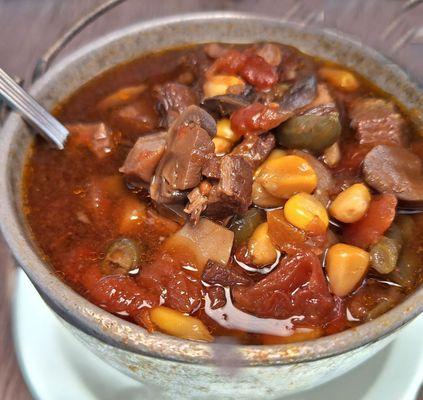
[232,133,275,169]
[349,98,407,146]
[67,122,115,159]
[154,82,197,125]
[202,260,252,286]
[109,94,159,135]
[186,155,253,222]
[119,131,167,182]
[202,154,222,179]
[161,123,214,190]
[255,43,282,67]
[206,155,253,215]
[150,106,216,204]
[363,145,423,202]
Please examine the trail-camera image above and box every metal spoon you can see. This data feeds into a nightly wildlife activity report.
[0,68,68,149]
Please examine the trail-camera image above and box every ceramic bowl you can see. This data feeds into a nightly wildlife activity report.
[1,12,422,400]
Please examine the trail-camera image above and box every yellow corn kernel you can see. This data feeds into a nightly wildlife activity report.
[329,183,371,223]
[326,243,370,297]
[150,306,213,342]
[213,137,233,155]
[261,327,323,344]
[319,67,360,92]
[257,155,317,199]
[203,74,245,98]
[248,222,278,266]
[216,119,241,143]
[323,142,341,167]
[284,193,329,232]
[254,149,287,178]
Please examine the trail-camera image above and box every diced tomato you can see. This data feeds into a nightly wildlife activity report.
[137,250,203,314]
[210,49,247,75]
[207,49,278,90]
[241,54,278,89]
[267,209,326,256]
[343,194,397,249]
[232,251,335,325]
[230,103,288,136]
[88,274,159,316]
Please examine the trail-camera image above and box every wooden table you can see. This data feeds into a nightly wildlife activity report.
[0,1,421,399]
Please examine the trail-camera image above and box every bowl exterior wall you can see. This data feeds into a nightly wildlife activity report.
[63,317,395,399]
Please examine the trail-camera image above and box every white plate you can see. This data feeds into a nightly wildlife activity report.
[13,269,423,400]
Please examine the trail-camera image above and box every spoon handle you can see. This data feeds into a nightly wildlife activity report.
[0,68,68,149]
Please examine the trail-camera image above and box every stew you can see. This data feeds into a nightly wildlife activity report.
[23,43,423,344]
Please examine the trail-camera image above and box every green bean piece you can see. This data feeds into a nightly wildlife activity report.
[229,208,266,247]
[102,238,141,275]
[370,236,401,275]
[276,111,341,152]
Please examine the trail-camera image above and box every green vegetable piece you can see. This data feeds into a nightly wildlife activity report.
[102,238,141,275]
[370,236,401,274]
[277,111,341,152]
[389,245,420,289]
[229,208,266,247]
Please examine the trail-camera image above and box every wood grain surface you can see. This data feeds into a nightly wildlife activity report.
[0,1,421,399]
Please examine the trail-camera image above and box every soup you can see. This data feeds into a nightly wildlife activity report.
[23,43,423,344]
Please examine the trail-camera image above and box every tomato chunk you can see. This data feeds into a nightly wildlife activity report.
[231,103,289,136]
[343,194,397,249]
[87,275,159,316]
[208,49,278,89]
[232,251,335,325]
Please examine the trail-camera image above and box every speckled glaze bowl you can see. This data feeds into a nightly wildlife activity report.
[0,12,422,400]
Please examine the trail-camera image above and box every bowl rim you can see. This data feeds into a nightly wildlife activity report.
[0,11,422,366]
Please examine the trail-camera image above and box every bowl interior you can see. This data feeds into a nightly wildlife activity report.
[0,12,422,365]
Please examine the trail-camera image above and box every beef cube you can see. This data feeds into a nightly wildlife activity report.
[154,82,198,125]
[205,155,253,216]
[67,122,115,159]
[232,133,275,169]
[202,259,252,286]
[349,98,407,146]
[202,154,222,179]
[161,123,214,190]
[110,95,159,135]
[119,131,167,182]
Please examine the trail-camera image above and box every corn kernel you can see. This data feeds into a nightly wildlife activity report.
[248,222,278,266]
[329,183,371,223]
[213,137,233,155]
[150,306,213,342]
[257,155,317,199]
[254,149,287,178]
[216,119,240,143]
[319,67,360,92]
[261,327,323,344]
[326,243,370,297]
[284,193,329,231]
[203,74,245,98]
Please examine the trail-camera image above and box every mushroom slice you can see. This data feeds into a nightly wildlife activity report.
[363,145,423,202]
[201,94,250,118]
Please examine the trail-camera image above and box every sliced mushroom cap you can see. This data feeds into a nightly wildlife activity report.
[201,94,250,118]
[150,106,216,204]
[363,145,423,202]
[279,73,317,113]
